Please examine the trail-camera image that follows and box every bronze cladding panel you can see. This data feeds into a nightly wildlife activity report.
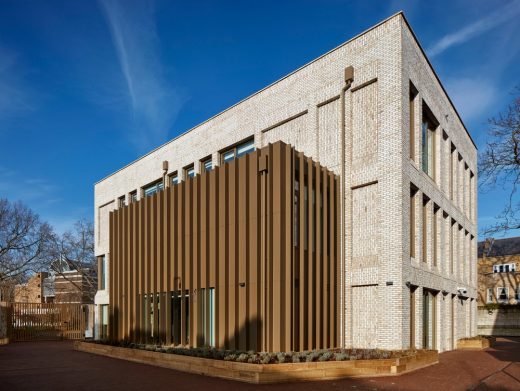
[108,141,339,351]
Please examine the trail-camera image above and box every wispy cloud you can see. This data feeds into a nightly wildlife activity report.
[99,0,184,150]
[0,44,34,123]
[427,1,520,57]
[445,77,497,122]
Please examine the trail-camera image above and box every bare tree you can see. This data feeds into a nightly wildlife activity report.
[479,87,520,234]
[0,198,53,283]
[48,219,97,302]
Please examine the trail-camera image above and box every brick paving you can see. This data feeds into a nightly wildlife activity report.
[0,337,518,390]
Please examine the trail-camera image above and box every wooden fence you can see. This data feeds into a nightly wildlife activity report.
[6,302,87,341]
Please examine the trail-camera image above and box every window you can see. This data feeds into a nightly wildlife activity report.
[493,263,517,273]
[169,172,179,186]
[130,191,138,203]
[99,255,107,290]
[422,195,429,263]
[409,82,418,161]
[221,138,255,164]
[410,185,418,258]
[497,287,509,303]
[421,103,438,179]
[184,165,195,179]
[201,158,212,173]
[118,195,126,208]
[199,287,215,347]
[450,143,455,201]
[433,204,439,267]
[143,180,164,197]
[100,304,109,339]
[487,288,493,303]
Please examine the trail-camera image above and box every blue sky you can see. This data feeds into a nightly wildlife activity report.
[0,0,519,238]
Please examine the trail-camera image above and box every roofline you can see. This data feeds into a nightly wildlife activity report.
[96,10,476,185]
[399,14,477,150]
[96,11,404,185]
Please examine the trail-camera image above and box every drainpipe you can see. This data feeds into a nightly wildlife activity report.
[340,66,354,348]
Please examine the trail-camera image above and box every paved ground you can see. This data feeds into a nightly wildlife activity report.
[0,337,519,391]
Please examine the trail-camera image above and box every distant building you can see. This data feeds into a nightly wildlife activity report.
[14,272,49,303]
[12,259,96,305]
[478,237,520,305]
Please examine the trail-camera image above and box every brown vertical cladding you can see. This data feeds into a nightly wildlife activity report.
[108,141,339,352]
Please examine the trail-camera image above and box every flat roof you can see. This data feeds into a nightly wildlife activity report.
[96,11,476,185]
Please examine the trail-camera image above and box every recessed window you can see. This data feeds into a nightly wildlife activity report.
[118,195,126,208]
[130,191,137,203]
[409,82,418,161]
[143,179,164,197]
[201,158,213,173]
[184,165,195,179]
[169,172,179,186]
[421,103,438,179]
[221,138,255,164]
[515,287,520,301]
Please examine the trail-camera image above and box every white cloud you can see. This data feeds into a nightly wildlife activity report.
[427,1,520,57]
[99,0,185,150]
[445,77,497,122]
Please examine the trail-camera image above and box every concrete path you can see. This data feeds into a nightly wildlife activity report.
[0,337,519,390]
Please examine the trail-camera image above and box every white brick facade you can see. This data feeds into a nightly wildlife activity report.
[94,12,477,351]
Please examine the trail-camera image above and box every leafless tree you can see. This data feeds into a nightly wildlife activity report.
[48,219,97,302]
[0,198,53,283]
[479,87,520,234]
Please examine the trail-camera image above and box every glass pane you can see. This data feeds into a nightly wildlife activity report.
[422,121,428,173]
[158,182,164,191]
[223,150,235,163]
[204,160,212,172]
[171,175,178,185]
[236,140,255,157]
[187,168,195,178]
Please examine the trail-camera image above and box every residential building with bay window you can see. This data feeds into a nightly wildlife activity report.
[94,12,478,352]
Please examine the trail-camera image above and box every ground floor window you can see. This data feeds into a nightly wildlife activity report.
[497,287,509,303]
[100,304,108,339]
[422,289,436,349]
[486,288,493,303]
[199,287,215,347]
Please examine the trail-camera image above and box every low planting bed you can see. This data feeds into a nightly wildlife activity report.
[457,336,496,350]
[74,341,438,383]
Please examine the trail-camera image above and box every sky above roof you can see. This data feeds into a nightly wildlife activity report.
[0,0,519,238]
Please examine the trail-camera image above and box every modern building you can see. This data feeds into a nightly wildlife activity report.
[478,237,520,305]
[94,12,478,352]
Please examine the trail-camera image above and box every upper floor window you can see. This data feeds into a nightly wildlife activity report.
[118,195,126,208]
[201,158,213,173]
[516,287,520,301]
[421,103,438,179]
[143,180,164,197]
[409,82,418,161]
[169,172,179,186]
[99,255,107,290]
[221,138,255,164]
[493,263,517,273]
[130,190,138,203]
[185,165,196,179]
